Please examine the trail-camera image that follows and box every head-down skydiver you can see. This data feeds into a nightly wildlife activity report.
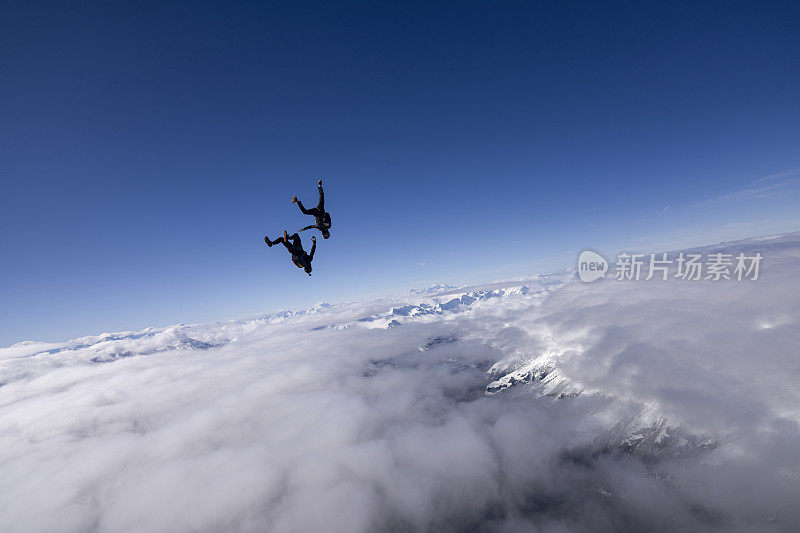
[292,179,331,239]
[264,230,316,275]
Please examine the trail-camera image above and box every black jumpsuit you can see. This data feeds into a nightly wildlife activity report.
[266,233,316,272]
[296,184,332,233]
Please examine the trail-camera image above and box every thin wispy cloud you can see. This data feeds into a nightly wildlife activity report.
[691,167,800,207]
[712,177,800,202]
[752,166,800,184]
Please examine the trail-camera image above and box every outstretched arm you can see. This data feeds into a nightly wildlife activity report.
[309,236,316,261]
[298,224,317,232]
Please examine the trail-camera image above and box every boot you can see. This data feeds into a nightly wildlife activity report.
[291,195,297,203]
[264,236,272,247]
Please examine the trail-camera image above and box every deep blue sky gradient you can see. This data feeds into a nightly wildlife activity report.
[2,1,800,345]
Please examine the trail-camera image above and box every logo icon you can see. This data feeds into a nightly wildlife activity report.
[577,250,608,282]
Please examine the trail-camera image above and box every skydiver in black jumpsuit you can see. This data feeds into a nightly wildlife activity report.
[265,230,316,275]
[293,179,332,239]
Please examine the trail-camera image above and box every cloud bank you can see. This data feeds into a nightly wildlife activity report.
[2,234,800,532]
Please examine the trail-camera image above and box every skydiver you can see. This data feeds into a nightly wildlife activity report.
[292,179,332,239]
[264,230,316,276]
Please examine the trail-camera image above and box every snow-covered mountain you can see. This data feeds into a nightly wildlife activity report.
[2,233,800,532]
[407,283,456,295]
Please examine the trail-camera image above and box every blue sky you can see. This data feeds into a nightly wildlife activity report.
[2,1,799,345]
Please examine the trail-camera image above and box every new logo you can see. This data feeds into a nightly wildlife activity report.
[577,250,608,282]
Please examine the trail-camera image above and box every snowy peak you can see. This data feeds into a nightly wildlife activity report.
[408,283,456,295]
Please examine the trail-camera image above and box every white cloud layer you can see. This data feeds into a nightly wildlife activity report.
[2,233,800,532]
